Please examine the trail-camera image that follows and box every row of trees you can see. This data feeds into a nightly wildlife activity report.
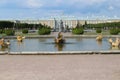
[84,21,120,30]
[0,21,51,35]
[0,21,120,29]
[72,21,120,35]
[0,20,120,30]
[0,21,14,29]
[0,21,48,30]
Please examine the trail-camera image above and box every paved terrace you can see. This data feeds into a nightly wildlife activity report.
[0,55,120,80]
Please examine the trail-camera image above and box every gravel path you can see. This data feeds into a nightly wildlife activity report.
[0,55,120,80]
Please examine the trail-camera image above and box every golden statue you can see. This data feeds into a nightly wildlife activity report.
[0,38,10,48]
[54,32,65,44]
[96,34,103,41]
[17,35,25,42]
[108,38,120,47]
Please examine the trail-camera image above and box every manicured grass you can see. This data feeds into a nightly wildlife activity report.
[84,30,111,35]
[0,30,119,37]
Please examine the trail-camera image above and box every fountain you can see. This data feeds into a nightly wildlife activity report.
[54,19,65,32]
[0,34,120,54]
[108,38,120,47]
[96,34,103,41]
[17,35,25,42]
[0,37,119,52]
[54,32,65,44]
[0,38,10,48]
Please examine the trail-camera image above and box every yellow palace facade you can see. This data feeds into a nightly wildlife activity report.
[14,16,120,29]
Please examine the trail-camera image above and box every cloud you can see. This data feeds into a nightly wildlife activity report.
[23,0,43,8]
[11,0,106,8]
[0,0,43,8]
[0,0,107,8]
[64,0,106,6]
[108,6,114,10]
[0,0,120,19]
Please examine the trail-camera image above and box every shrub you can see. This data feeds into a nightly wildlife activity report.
[96,28,102,33]
[5,29,15,36]
[72,28,84,35]
[118,29,120,33]
[38,27,51,35]
[110,28,119,35]
[0,29,4,34]
[22,29,28,34]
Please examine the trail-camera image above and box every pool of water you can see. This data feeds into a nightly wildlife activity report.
[1,38,119,52]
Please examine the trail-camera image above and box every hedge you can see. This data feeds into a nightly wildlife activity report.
[38,27,51,35]
[110,28,119,35]
[22,29,28,34]
[0,29,4,34]
[4,29,15,36]
[96,28,102,33]
[72,28,84,35]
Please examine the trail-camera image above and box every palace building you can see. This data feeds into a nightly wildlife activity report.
[12,16,120,31]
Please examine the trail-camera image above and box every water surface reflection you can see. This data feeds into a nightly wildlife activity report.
[0,38,119,52]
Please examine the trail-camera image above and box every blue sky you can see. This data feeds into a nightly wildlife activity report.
[0,0,120,20]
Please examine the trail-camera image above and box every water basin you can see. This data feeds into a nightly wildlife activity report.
[1,37,119,53]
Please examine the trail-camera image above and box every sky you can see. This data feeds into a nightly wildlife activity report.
[0,0,120,20]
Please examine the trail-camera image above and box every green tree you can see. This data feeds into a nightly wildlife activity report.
[0,21,14,29]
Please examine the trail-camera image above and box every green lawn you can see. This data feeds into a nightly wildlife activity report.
[83,30,110,35]
[0,30,119,37]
